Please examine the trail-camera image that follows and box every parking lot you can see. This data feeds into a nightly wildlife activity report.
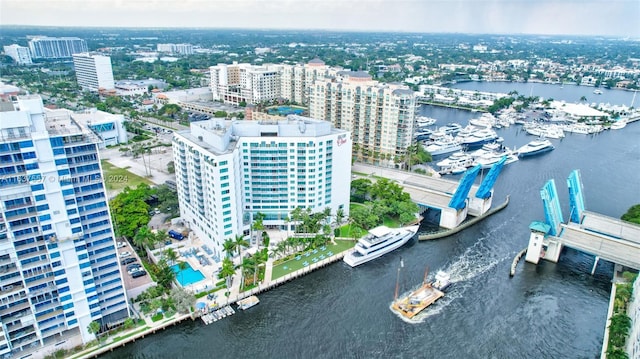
[117,240,154,297]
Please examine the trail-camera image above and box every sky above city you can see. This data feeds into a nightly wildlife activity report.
[2,0,639,37]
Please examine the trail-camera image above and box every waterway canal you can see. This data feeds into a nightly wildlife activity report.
[104,87,640,359]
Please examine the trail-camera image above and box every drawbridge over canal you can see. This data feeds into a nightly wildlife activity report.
[353,156,507,230]
[525,170,640,271]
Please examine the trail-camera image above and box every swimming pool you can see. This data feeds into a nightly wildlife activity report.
[267,106,305,116]
[171,262,205,287]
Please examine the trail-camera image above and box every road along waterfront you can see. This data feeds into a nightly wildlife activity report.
[103,103,639,358]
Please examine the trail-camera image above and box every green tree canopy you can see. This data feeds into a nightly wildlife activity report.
[109,184,153,239]
[621,204,640,224]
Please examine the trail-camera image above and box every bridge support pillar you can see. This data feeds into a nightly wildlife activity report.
[525,231,544,264]
[543,238,562,263]
[440,206,467,229]
[468,196,493,217]
[591,256,600,275]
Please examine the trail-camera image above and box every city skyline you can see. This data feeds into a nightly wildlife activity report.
[1,0,639,38]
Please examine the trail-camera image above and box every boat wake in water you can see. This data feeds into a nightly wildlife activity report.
[391,219,513,324]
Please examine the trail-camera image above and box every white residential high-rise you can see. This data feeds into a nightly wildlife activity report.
[157,43,193,55]
[279,59,333,105]
[172,115,351,260]
[3,45,33,65]
[209,63,282,105]
[308,71,417,166]
[0,96,128,358]
[28,37,88,59]
[210,59,332,106]
[72,53,115,92]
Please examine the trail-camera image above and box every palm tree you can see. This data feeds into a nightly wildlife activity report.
[233,235,249,258]
[252,212,266,247]
[163,248,178,265]
[177,261,188,286]
[133,227,154,258]
[240,257,255,288]
[274,241,287,260]
[253,248,269,285]
[87,321,101,343]
[323,207,332,226]
[223,238,236,258]
[155,230,168,247]
[261,231,270,249]
[335,208,345,230]
[218,257,236,296]
[283,215,290,237]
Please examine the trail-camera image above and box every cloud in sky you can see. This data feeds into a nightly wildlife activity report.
[1,0,638,37]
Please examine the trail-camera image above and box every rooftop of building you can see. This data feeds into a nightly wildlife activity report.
[308,58,325,65]
[115,79,167,88]
[177,115,346,155]
[338,70,372,79]
[69,108,123,125]
[551,101,609,118]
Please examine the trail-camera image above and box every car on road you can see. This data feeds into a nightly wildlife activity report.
[131,270,148,278]
[119,251,132,258]
[116,242,126,249]
[120,257,136,265]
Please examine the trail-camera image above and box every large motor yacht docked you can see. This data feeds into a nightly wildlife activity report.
[423,136,462,157]
[343,225,419,267]
[436,151,474,174]
[517,139,555,158]
[456,128,500,150]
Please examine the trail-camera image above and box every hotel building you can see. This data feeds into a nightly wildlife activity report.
[0,96,128,357]
[3,45,32,65]
[308,71,417,166]
[172,115,351,259]
[72,53,115,92]
[28,37,88,59]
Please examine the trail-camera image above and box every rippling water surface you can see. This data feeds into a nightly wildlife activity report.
[104,88,640,359]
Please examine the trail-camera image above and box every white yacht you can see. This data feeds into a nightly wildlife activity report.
[610,119,627,130]
[474,151,519,169]
[517,139,554,158]
[437,151,474,173]
[423,136,462,156]
[416,116,437,127]
[343,225,419,267]
[562,123,602,135]
[469,113,496,128]
[457,128,499,149]
[524,123,565,139]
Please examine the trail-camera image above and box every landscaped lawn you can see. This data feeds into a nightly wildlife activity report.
[271,240,356,280]
[100,160,153,192]
[337,224,366,238]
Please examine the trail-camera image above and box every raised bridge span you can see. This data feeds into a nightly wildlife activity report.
[556,211,640,270]
[526,170,640,271]
[351,161,507,229]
